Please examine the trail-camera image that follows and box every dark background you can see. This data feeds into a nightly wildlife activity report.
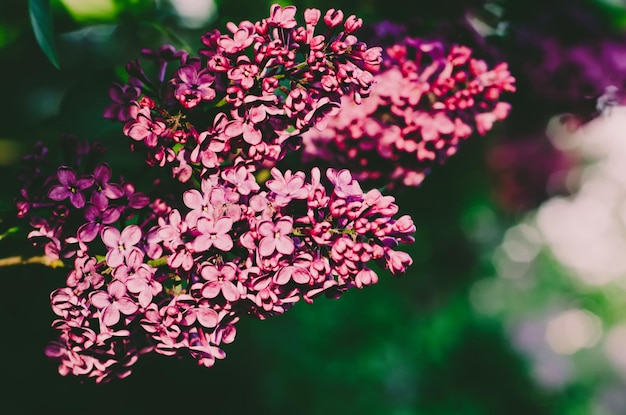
[1,0,625,413]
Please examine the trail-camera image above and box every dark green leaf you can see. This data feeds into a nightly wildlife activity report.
[28,0,60,69]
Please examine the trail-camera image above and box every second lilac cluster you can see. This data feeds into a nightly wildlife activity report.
[302,38,516,187]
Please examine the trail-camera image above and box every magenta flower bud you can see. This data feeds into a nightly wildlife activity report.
[344,15,362,33]
[323,8,343,28]
[304,8,321,26]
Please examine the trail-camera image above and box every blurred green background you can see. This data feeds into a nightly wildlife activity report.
[2,0,626,413]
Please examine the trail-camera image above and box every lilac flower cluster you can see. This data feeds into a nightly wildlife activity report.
[40,165,414,382]
[15,5,416,383]
[301,37,516,187]
[105,4,381,182]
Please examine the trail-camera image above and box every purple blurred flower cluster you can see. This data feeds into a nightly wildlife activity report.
[15,4,417,383]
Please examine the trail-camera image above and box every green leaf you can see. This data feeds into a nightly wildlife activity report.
[28,0,60,69]
[0,226,19,241]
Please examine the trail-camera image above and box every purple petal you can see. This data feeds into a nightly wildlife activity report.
[128,193,150,209]
[93,163,112,183]
[177,65,198,84]
[101,206,122,224]
[105,183,125,199]
[48,185,70,201]
[76,176,95,190]
[90,191,108,209]
[83,204,100,221]
[57,167,76,186]
[69,192,86,209]
[78,222,100,242]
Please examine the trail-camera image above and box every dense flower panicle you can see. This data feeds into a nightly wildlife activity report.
[14,5,438,384]
[105,3,381,183]
[30,160,415,382]
[301,37,516,187]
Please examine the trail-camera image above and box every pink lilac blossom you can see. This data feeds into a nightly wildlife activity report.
[15,4,422,384]
[301,37,516,188]
[105,4,381,183]
[27,156,415,382]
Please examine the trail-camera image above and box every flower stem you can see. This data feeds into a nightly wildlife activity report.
[0,255,65,268]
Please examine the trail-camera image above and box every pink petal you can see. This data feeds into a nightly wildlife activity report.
[116,297,139,315]
[102,305,121,326]
[213,235,233,251]
[257,221,275,237]
[275,236,294,255]
[192,235,212,252]
[101,227,121,248]
[121,225,142,246]
[90,291,110,309]
[274,267,292,285]
[183,189,204,210]
[225,120,243,137]
[125,248,144,268]
[292,267,311,284]
[258,237,276,257]
[275,218,293,235]
[106,250,124,268]
[221,281,239,302]
[109,280,127,299]
[242,123,262,145]
[197,308,219,328]
[126,278,147,294]
[201,282,221,298]
[214,217,233,234]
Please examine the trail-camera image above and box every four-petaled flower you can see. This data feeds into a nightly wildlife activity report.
[193,217,234,252]
[199,263,240,301]
[90,280,139,327]
[257,217,295,257]
[101,225,143,268]
[48,166,95,209]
